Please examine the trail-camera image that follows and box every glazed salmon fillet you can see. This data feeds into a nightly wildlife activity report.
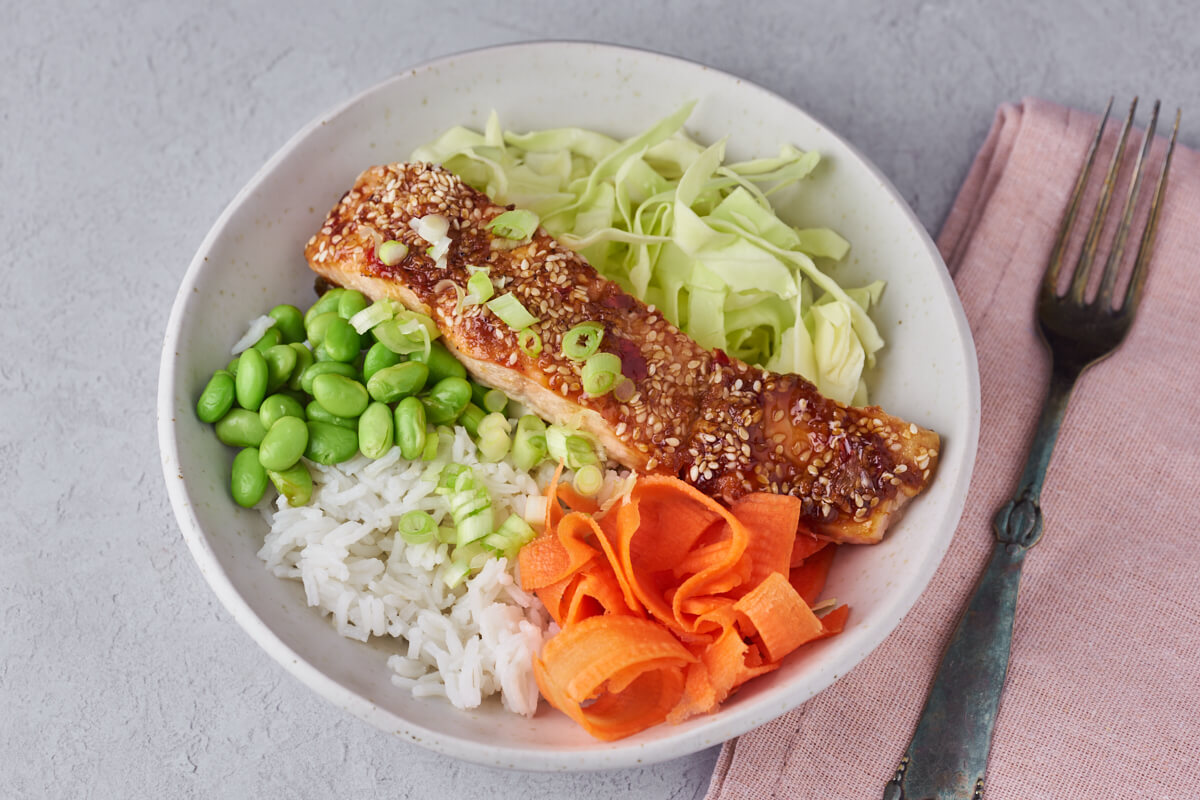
[305,163,939,544]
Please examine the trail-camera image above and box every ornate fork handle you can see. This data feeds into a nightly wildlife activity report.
[883,367,1075,800]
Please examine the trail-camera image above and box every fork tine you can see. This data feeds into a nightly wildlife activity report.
[1043,97,1113,295]
[1123,107,1180,311]
[1068,98,1138,302]
[1097,101,1160,307]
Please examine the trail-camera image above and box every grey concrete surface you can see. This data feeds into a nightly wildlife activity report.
[2,1,1197,797]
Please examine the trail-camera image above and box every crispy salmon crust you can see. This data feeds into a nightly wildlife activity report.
[305,163,939,544]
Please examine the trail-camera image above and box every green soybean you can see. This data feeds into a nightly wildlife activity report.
[305,310,341,347]
[337,290,369,320]
[196,370,235,423]
[412,341,467,383]
[231,447,269,508]
[251,326,283,353]
[366,362,428,403]
[421,376,472,424]
[299,361,357,394]
[268,304,306,343]
[312,373,369,418]
[323,317,362,362]
[216,409,267,448]
[287,343,314,391]
[268,462,313,507]
[306,400,358,430]
[263,344,298,391]
[259,393,306,430]
[304,288,346,326]
[358,402,394,460]
[305,420,359,465]
[393,396,426,460]
[458,402,486,438]
[362,342,402,383]
[258,416,308,472]
[235,348,268,411]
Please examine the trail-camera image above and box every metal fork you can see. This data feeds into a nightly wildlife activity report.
[883,98,1180,800]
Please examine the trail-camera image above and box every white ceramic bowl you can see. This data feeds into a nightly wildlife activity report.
[158,42,979,770]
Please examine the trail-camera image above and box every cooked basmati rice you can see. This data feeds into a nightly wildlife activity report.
[257,426,558,715]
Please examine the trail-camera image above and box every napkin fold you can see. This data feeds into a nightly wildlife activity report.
[706,98,1200,799]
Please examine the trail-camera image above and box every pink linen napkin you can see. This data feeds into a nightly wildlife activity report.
[706,98,1200,799]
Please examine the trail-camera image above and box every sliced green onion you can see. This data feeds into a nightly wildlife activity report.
[397,510,436,544]
[465,270,495,305]
[410,214,450,242]
[581,352,623,396]
[572,464,603,497]
[486,293,538,330]
[372,311,438,357]
[458,403,486,437]
[562,322,604,360]
[512,415,548,472]
[442,558,472,589]
[470,382,508,415]
[348,299,397,334]
[482,514,537,557]
[476,412,512,462]
[377,240,408,266]
[435,464,494,548]
[436,525,457,545]
[487,209,539,240]
[546,424,599,469]
[517,328,542,357]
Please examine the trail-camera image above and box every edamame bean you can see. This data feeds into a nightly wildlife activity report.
[196,370,235,423]
[412,341,467,383]
[299,361,357,394]
[258,416,309,472]
[304,288,346,326]
[305,310,341,346]
[362,342,401,383]
[305,420,359,465]
[358,402,394,460]
[231,447,269,508]
[305,400,358,430]
[235,348,268,411]
[287,343,314,391]
[251,326,282,353]
[259,393,306,430]
[458,402,485,437]
[421,376,472,424]
[323,317,362,362]
[312,373,369,418]
[268,462,313,507]
[215,409,266,448]
[337,290,369,320]
[393,396,426,460]
[263,344,298,391]
[366,362,428,404]
[268,304,306,343]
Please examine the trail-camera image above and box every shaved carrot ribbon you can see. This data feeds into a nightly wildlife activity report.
[522,474,849,740]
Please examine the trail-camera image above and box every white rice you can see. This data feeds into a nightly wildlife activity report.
[256,426,558,715]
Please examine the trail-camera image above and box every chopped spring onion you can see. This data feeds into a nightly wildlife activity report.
[471,382,507,415]
[377,240,408,266]
[581,352,623,396]
[487,209,539,240]
[372,311,438,358]
[482,514,537,557]
[512,414,548,472]
[546,424,599,469]
[435,464,494,548]
[562,322,604,360]
[409,213,450,242]
[465,270,494,304]
[572,464,603,497]
[231,315,276,355]
[348,298,397,334]
[486,293,538,330]
[523,495,549,527]
[476,412,512,462]
[442,558,472,589]
[517,328,542,357]
[458,402,486,437]
[397,509,436,544]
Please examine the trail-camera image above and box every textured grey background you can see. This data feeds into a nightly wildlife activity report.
[2,0,1197,797]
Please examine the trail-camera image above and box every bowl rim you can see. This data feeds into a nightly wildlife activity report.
[158,39,981,770]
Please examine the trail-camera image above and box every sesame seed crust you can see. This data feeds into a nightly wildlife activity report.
[305,163,940,544]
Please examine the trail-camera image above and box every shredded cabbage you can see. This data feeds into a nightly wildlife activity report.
[413,106,884,404]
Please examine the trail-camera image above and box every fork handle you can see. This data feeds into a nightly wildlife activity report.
[884,366,1079,800]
